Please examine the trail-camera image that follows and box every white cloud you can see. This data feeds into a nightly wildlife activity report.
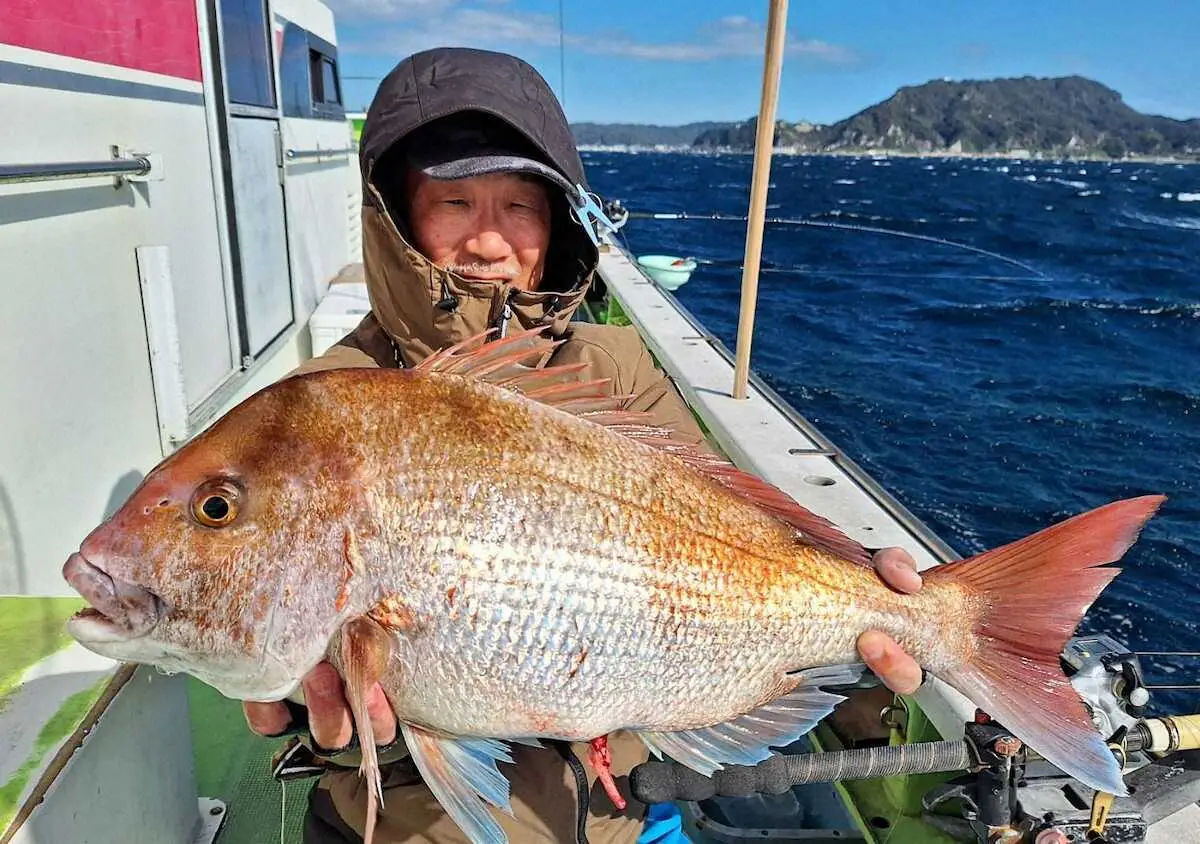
[339,3,858,66]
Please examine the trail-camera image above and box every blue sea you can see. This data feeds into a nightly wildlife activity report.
[585,151,1199,713]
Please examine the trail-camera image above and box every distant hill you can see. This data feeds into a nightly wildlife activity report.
[570,122,731,147]
[801,76,1200,157]
[574,76,1200,159]
[692,120,820,149]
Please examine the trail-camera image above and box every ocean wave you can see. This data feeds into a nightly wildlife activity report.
[916,297,1200,321]
[1178,192,1200,202]
[1052,178,1089,190]
[1077,190,1101,197]
[834,178,857,185]
[1123,210,1200,231]
[1113,384,1200,414]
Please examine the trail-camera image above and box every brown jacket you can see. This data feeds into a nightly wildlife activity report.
[288,197,705,844]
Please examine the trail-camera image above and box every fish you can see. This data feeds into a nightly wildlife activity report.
[62,328,1164,844]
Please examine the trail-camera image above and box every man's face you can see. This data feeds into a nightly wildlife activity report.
[406,170,552,292]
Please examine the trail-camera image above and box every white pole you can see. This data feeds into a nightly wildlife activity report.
[732,0,788,400]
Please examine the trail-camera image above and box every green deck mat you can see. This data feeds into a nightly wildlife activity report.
[188,678,315,844]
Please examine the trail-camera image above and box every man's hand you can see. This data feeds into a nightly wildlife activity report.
[243,662,398,750]
[857,547,926,695]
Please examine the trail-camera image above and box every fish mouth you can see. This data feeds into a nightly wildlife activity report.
[63,553,166,642]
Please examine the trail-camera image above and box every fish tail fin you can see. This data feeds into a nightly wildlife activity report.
[339,617,394,844]
[929,495,1165,797]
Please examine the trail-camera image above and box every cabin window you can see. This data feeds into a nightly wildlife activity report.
[279,21,345,121]
[311,52,341,106]
[219,0,276,109]
[279,23,310,117]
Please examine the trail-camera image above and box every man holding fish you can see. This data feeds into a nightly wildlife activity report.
[63,45,1157,844]
[240,47,926,843]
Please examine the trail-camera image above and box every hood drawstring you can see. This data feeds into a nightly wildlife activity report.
[494,286,516,339]
[436,278,459,312]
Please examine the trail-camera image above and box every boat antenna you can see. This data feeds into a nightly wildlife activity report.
[558,0,567,110]
[625,210,1048,279]
[733,0,789,400]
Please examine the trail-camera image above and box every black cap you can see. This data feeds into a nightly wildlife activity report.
[361,48,588,199]
[402,112,577,197]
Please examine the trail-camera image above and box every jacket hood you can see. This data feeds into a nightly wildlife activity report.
[357,47,599,365]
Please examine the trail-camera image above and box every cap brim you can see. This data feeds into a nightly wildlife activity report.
[421,153,576,196]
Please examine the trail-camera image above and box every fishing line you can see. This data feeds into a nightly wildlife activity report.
[694,258,1044,282]
[279,779,288,844]
[625,210,1048,280]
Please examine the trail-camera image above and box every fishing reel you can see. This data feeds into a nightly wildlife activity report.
[629,635,1200,844]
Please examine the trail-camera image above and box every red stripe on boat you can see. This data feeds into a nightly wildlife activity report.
[4,0,202,82]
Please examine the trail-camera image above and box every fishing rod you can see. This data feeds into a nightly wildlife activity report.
[616,207,1049,280]
[628,635,1200,843]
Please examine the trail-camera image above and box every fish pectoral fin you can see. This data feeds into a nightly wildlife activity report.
[636,664,865,776]
[337,617,394,844]
[401,724,516,844]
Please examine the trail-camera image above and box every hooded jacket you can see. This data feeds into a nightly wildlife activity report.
[288,48,703,844]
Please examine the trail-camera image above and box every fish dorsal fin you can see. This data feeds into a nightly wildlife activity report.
[416,328,870,565]
[636,664,865,776]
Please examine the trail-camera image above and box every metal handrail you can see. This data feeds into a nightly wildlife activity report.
[284,147,355,162]
[0,156,152,185]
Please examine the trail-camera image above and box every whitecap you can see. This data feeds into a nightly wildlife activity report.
[1125,210,1200,231]
[1077,190,1101,197]
[1178,192,1200,202]
[834,178,857,185]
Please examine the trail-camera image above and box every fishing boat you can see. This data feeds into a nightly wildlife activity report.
[1,1,1198,843]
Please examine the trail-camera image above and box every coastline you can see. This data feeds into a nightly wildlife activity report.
[577,144,1200,165]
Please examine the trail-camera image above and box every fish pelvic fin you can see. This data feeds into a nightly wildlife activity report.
[401,725,515,844]
[338,616,394,844]
[637,664,865,776]
[417,327,871,566]
[928,494,1166,797]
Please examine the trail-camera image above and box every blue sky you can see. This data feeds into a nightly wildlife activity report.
[330,0,1199,124]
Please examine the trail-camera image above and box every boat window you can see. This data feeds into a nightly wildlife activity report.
[279,22,310,117]
[309,47,345,119]
[316,54,341,106]
[219,0,276,109]
[278,20,344,121]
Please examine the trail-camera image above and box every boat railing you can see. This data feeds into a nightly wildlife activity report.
[0,152,156,185]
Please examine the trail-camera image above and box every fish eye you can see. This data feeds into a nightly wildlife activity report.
[191,479,242,528]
